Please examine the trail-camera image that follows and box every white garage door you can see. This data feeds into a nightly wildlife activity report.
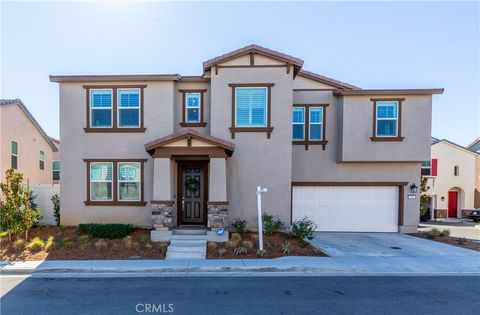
[292,186,399,232]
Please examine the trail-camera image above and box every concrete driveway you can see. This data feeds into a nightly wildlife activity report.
[311,232,478,257]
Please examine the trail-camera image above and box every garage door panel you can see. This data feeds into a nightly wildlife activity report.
[292,186,398,232]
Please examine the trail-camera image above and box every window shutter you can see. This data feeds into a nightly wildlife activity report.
[432,159,438,176]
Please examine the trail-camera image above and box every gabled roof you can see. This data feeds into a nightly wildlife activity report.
[0,99,58,152]
[431,136,440,144]
[145,129,235,155]
[203,44,304,75]
[467,138,480,151]
[432,138,479,156]
[298,69,360,90]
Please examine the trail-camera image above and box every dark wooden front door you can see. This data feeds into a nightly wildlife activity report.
[178,163,207,225]
[448,191,458,218]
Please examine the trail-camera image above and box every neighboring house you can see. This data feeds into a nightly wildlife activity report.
[467,138,480,208]
[0,99,58,184]
[50,137,61,183]
[50,44,443,236]
[422,138,479,219]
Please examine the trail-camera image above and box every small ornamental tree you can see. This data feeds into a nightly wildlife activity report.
[420,177,431,222]
[51,194,60,226]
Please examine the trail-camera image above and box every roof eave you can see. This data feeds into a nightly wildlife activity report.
[333,89,444,96]
[49,74,180,83]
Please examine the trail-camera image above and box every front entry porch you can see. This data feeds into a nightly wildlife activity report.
[144,130,234,242]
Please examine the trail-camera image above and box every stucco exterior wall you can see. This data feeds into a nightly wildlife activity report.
[339,95,432,162]
[426,142,477,213]
[59,81,175,226]
[475,156,480,208]
[210,67,294,226]
[0,105,54,184]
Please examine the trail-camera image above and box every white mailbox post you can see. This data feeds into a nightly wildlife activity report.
[256,186,268,251]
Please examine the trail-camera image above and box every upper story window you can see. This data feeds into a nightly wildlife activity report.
[118,88,141,128]
[179,89,207,127]
[371,98,404,141]
[84,85,146,133]
[39,151,45,170]
[228,83,274,139]
[454,165,459,176]
[421,160,432,176]
[292,104,328,150]
[52,161,60,180]
[85,159,146,206]
[11,141,18,169]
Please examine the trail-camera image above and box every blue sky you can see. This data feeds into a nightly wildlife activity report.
[1,1,479,145]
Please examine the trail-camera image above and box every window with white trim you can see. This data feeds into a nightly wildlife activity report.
[39,151,45,170]
[90,162,113,201]
[90,89,113,128]
[309,107,323,140]
[235,87,267,127]
[117,88,140,128]
[375,101,398,137]
[292,107,305,140]
[11,141,18,169]
[52,161,60,180]
[118,162,141,201]
[421,160,432,176]
[185,93,201,123]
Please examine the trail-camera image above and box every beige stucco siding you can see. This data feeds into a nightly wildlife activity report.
[59,81,175,226]
[293,75,338,90]
[427,142,477,212]
[0,105,54,184]
[210,67,293,226]
[339,95,432,162]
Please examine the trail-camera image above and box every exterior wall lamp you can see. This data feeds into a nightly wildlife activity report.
[410,183,418,194]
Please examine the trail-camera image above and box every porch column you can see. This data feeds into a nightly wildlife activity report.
[207,158,228,228]
[151,158,174,230]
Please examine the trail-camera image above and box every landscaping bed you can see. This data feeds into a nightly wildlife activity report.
[206,231,326,259]
[0,226,167,261]
[410,232,480,252]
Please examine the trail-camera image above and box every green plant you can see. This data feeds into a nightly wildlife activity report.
[457,237,467,245]
[281,240,290,255]
[439,229,450,237]
[139,235,150,248]
[45,236,55,250]
[27,237,45,251]
[13,238,25,250]
[233,246,248,255]
[77,223,133,239]
[256,249,266,257]
[78,235,90,248]
[231,218,247,235]
[0,231,8,240]
[51,194,60,227]
[419,178,431,222]
[218,248,227,258]
[290,217,317,244]
[0,169,41,241]
[425,227,441,239]
[230,232,242,242]
[262,213,284,236]
[62,237,74,249]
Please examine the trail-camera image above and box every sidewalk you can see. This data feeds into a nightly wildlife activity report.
[1,255,479,275]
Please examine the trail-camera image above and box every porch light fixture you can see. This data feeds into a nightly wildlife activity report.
[410,183,418,194]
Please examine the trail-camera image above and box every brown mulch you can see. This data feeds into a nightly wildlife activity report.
[0,226,167,261]
[207,231,326,259]
[409,233,480,252]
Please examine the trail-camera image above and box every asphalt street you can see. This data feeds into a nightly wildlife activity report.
[1,275,479,315]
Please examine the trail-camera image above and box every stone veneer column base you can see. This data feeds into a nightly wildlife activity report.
[207,203,228,228]
[151,203,174,230]
[434,209,448,219]
[461,209,475,219]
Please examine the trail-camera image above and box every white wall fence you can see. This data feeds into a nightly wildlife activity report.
[31,184,60,225]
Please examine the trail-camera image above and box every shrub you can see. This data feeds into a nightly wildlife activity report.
[290,217,317,244]
[28,237,45,251]
[0,231,8,240]
[439,229,450,237]
[256,249,266,257]
[226,240,238,248]
[78,235,90,249]
[233,246,248,255]
[13,238,25,250]
[251,234,259,242]
[122,236,134,250]
[51,194,60,227]
[208,242,218,250]
[230,232,242,242]
[425,227,441,239]
[281,240,290,255]
[94,239,108,250]
[242,240,253,249]
[232,218,247,235]
[139,235,150,248]
[457,237,467,245]
[218,248,227,258]
[262,213,284,236]
[61,237,74,249]
[77,223,133,239]
[45,236,55,250]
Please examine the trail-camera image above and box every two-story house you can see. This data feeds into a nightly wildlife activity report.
[423,138,479,219]
[50,45,443,240]
[0,99,59,184]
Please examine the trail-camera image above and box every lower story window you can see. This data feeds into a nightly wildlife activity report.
[86,159,145,205]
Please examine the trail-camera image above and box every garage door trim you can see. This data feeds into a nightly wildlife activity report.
[291,181,407,227]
